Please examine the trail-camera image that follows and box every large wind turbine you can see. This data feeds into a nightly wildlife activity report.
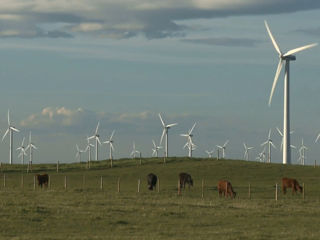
[88,122,101,161]
[216,140,229,159]
[2,110,20,165]
[25,131,37,169]
[159,113,178,158]
[261,129,276,163]
[243,143,254,161]
[180,123,196,158]
[16,137,27,165]
[265,20,317,164]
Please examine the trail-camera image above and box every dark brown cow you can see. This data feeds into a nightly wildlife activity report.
[36,174,49,188]
[282,177,303,194]
[218,180,236,199]
[147,173,157,190]
[179,172,193,189]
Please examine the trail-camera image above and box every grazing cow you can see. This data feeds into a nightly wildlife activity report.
[282,177,303,194]
[218,180,236,199]
[147,173,157,190]
[179,172,193,189]
[36,174,49,188]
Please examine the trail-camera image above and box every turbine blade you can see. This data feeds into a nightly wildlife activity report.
[88,135,95,140]
[283,43,318,57]
[268,59,283,106]
[110,130,115,140]
[268,129,271,139]
[276,127,283,136]
[223,140,229,147]
[76,144,80,151]
[316,133,320,143]
[7,109,10,125]
[152,140,156,148]
[270,142,277,149]
[95,122,100,134]
[189,122,196,135]
[261,141,268,146]
[21,137,25,146]
[160,129,165,145]
[10,127,20,132]
[2,128,9,141]
[167,123,178,128]
[264,20,282,55]
[97,137,101,145]
[110,143,115,151]
[158,113,165,127]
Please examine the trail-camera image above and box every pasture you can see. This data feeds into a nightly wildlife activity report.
[0,158,320,239]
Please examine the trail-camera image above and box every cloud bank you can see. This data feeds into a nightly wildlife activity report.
[0,0,319,39]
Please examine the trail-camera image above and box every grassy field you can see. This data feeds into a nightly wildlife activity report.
[0,157,319,239]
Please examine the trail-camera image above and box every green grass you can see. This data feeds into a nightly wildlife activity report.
[0,157,319,239]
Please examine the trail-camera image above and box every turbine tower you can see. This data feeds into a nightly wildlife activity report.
[2,110,20,165]
[88,122,101,161]
[85,136,94,164]
[216,140,229,159]
[264,20,317,164]
[159,113,178,158]
[243,143,254,161]
[261,129,276,163]
[16,137,27,165]
[180,123,196,158]
[103,130,115,167]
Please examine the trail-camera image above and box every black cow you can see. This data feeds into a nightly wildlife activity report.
[36,174,49,188]
[179,172,193,189]
[147,173,157,190]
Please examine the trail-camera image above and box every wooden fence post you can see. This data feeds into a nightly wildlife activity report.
[83,175,85,188]
[64,176,67,190]
[248,183,251,199]
[48,175,51,189]
[275,183,278,201]
[303,183,305,200]
[21,175,24,188]
[117,178,120,193]
[3,174,6,188]
[157,177,160,193]
[57,161,59,173]
[100,176,103,190]
[201,178,204,199]
[33,175,36,190]
[137,179,141,193]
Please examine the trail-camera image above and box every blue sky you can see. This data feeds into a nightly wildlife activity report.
[0,0,320,164]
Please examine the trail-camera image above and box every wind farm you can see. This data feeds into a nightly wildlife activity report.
[0,3,320,239]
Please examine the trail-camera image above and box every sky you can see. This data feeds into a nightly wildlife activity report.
[0,0,320,165]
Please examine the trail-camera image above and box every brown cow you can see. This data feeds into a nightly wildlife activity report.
[218,180,236,199]
[282,177,303,194]
[36,174,49,188]
[179,173,193,189]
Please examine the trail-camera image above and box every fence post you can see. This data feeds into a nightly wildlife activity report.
[303,183,305,200]
[57,161,59,173]
[137,179,141,193]
[64,176,67,190]
[21,175,24,188]
[248,183,251,199]
[157,177,160,193]
[117,178,120,193]
[225,181,228,198]
[83,175,85,188]
[100,176,103,190]
[275,183,278,201]
[48,175,51,189]
[201,178,204,199]
[178,180,181,195]
[33,175,36,190]
[3,174,6,188]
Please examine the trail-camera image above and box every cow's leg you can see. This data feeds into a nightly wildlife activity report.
[282,186,286,194]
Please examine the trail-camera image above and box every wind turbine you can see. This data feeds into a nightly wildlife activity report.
[261,129,276,163]
[152,140,162,157]
[16,137,27,165]
[75,144,85,163]
[103,130,115,166]
[180,123,196,158]
[2,110,20,164]
[25,131,37,170]
[243,143,254,161]
[216,140,229,159]
[130,142,140,159]
[298,139,308,165]
[85,136,94,164]
[264,20,317,164]
[205,149,214,158]
[159,113,178,158]
[88,122,101,161]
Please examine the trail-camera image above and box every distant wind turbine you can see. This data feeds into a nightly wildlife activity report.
[25,131,37,170]
[205,149,214,158]
[159,113,178,158]
[88,122,101,161]
[103,130,115,167]
[152,140,162,157]
[16,137,27,165]
[261,129,276,163]
[243,143,254,161]
[298,139,308,166]
[216,140,229,159]
[180,123,196,158]
[75,144,85,163]
[130,142,140,159]
[264,20,317,164]
[2,110,20,165]
[85,136,94,164]
[276,127,294,150]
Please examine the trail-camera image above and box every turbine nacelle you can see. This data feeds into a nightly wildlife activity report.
[281,55,296,61]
